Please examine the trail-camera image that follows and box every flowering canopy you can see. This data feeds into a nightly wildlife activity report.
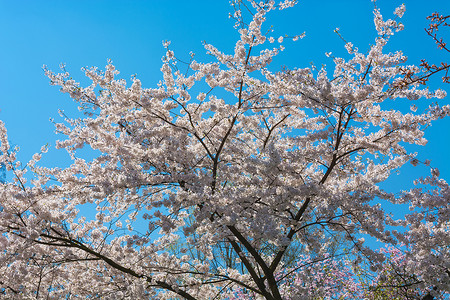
[0,0,449,299]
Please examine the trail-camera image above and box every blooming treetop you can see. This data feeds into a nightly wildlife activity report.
[0,0,449,299]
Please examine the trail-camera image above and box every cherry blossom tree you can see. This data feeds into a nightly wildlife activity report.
[0,0,449,299]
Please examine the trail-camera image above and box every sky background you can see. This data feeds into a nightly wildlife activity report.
[0,0,449,194]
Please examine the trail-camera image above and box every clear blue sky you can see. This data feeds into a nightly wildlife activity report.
[0,0,449,187]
